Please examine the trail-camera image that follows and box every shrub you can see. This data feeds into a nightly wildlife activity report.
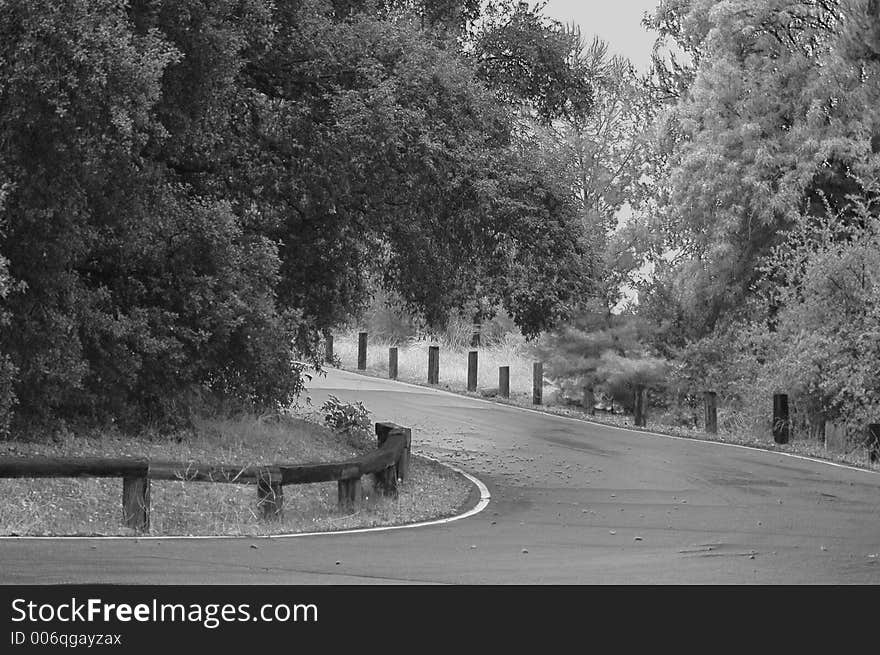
[320,395,372,438]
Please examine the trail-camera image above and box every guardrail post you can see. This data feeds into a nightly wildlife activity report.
[397,426,411,481]
[357,332,368,370]
[338,477,362,511]
[467,351,478,392]
[704,391,718,434]
[634,385,647,427]
[122,470,150,532]
[773,393,790,444]
[583,387,594,415]
[376,423,411,482]
[388,347,398,380]
[428,346,439,384]
[374,466,398,497]
[499,366,510,398]
[324,333,334,364]
[868,424,880,462]
[256,470,283,521]
[532,362,543,405]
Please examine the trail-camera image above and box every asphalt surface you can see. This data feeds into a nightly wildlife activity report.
[1,368,879,584]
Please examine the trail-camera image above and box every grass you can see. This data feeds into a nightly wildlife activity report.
[335,331,542,397]
[334,331,880,473]
[0,412,472,537]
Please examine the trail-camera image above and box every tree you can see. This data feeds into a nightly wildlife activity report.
[469,0,593,123]
[0,0,598,432]
[634,0,880,438]
[638,0,841,337]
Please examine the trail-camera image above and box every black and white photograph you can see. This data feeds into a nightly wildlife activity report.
[1,0,879,643]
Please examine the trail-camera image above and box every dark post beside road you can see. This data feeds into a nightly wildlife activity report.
[357,332,368,370]
[468,351,478,392]
[533,362,543,405]
[376,423,411,481]
[583,387,594,415]
[122,471,150,532]
[388,347,398,380]
[868,424,880,462]
[704,391,718,434]
[324,333,334,364]
[773,393,790,444]
[428,345,439,384]
[499,366,510,398]
[256,471,283,521]
[634,384,647,427]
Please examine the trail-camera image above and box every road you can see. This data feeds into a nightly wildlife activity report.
[1,368,879,583]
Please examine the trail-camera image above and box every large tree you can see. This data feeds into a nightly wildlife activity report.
[0,0,596,432]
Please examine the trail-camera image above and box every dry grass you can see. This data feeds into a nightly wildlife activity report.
[335,331,546,397]
[0,413,472,537]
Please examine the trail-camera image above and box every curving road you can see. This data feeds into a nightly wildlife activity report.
[1,368,879,584]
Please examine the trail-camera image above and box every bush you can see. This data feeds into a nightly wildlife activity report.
[320,395,372,439]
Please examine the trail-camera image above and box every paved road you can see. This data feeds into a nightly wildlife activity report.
[2,368,879,583]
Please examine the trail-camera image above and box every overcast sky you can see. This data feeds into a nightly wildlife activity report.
[541,1,660,72]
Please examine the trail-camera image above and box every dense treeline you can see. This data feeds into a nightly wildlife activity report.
[638,0,880,439]
[0,0,596,435]
[542,0,880,445]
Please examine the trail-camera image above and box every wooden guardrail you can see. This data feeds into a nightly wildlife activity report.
[0,422,411,533]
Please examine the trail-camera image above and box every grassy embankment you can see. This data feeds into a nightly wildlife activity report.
[0,410,472,537]
[335,331,880,472]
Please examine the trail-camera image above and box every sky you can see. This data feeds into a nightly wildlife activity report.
[541,1,660,72]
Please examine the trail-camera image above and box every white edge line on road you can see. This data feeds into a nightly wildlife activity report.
[0,454,491,542]
[339,368,880,477]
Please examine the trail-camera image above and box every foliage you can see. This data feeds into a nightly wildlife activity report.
[470,0,593,123]
[320,394,372,437]
[634,0,880,439]
[0,0,600,433]
[533,302,668,411]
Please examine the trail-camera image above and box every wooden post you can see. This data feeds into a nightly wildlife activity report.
[868,424,880,462]
[399,427,411,481]
[427,345,439,384]
[532,362,543,405]
[374,466,398,498]
[704,391,718,434]
[773,393,790,444]
[324,333,334,364]
[388,347,398,380]
[122,473,150,532]
[256,471,283,521]
[357,332,367,370]
[633,385,647,427]
[583,387,595,415]
[337,477,362,511]
[467,351,478,392]
[499,366,510,399]
[376,423,411,481]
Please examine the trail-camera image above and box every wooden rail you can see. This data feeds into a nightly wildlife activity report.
[0,422,411,533]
